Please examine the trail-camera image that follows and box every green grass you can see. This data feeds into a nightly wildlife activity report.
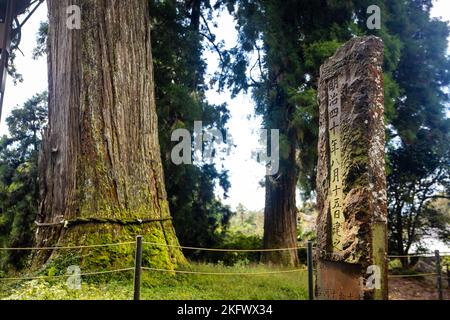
[0,263,309,300]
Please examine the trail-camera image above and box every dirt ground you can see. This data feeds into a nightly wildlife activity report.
[389,277,450,300]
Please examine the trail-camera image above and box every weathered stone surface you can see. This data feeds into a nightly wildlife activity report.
[316,36,388,300]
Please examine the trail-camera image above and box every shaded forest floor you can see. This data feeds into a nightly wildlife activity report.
[0,264,308,300]
[389,277,450,300]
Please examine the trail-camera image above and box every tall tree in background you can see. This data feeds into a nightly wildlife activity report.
[339,0,450,262]
[35,0,184,269]
[0,93,47,269]
[354,0,450,261]
[218,0,356,266]
[150,0,233,254]
[382,0,450,261]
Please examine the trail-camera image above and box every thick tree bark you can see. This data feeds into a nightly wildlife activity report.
[262,129,299,266]
[34,0,184,269]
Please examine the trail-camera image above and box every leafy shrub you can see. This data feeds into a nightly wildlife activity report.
[189,232,262,266]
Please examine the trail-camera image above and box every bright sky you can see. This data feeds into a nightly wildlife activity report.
[1,2,48,132]
[1,1,450,213]
[203,11,267,211]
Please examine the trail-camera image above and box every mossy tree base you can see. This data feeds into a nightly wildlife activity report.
[34,222,186,274]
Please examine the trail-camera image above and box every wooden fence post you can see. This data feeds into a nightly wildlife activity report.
[435,250,443,301]
[447,264,450,288]
[134,235,143,301]
[307,241,314,300]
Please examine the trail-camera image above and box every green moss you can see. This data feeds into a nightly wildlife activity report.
[372,223,387,300]
[342,129,371,192]
[40,222,185,277]
[142,227,173,269]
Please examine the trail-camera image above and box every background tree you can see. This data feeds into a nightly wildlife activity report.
[0,93,47,269]
[388,140,449,263]
[421,196,450,245]
[357,0,450,262]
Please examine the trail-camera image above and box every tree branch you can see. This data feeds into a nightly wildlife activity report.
[198,31,225,66]
[199,13,225,67]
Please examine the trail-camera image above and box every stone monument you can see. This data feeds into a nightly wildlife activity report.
[316,36,388,300]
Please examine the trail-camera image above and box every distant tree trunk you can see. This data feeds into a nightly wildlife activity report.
[34,0,184,269]
[395,209,408,268]
[260,53,300,267]
[262,114,299,266]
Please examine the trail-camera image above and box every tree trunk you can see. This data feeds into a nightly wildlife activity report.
[395,206,408,268]
[262,131,299,266]
[34,0,184,270]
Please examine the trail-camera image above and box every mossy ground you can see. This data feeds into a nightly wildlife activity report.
[1,263,309,300]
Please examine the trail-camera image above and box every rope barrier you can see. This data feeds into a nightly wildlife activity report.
[0,268,134,282]
[35,217,173,228]
[0,242,135,251]
[388,253,450,259]
[142,267,305,276]
[387,273,437,278]
[142,241,307,252]
[1,241,446,258]
[389,254,434,258]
